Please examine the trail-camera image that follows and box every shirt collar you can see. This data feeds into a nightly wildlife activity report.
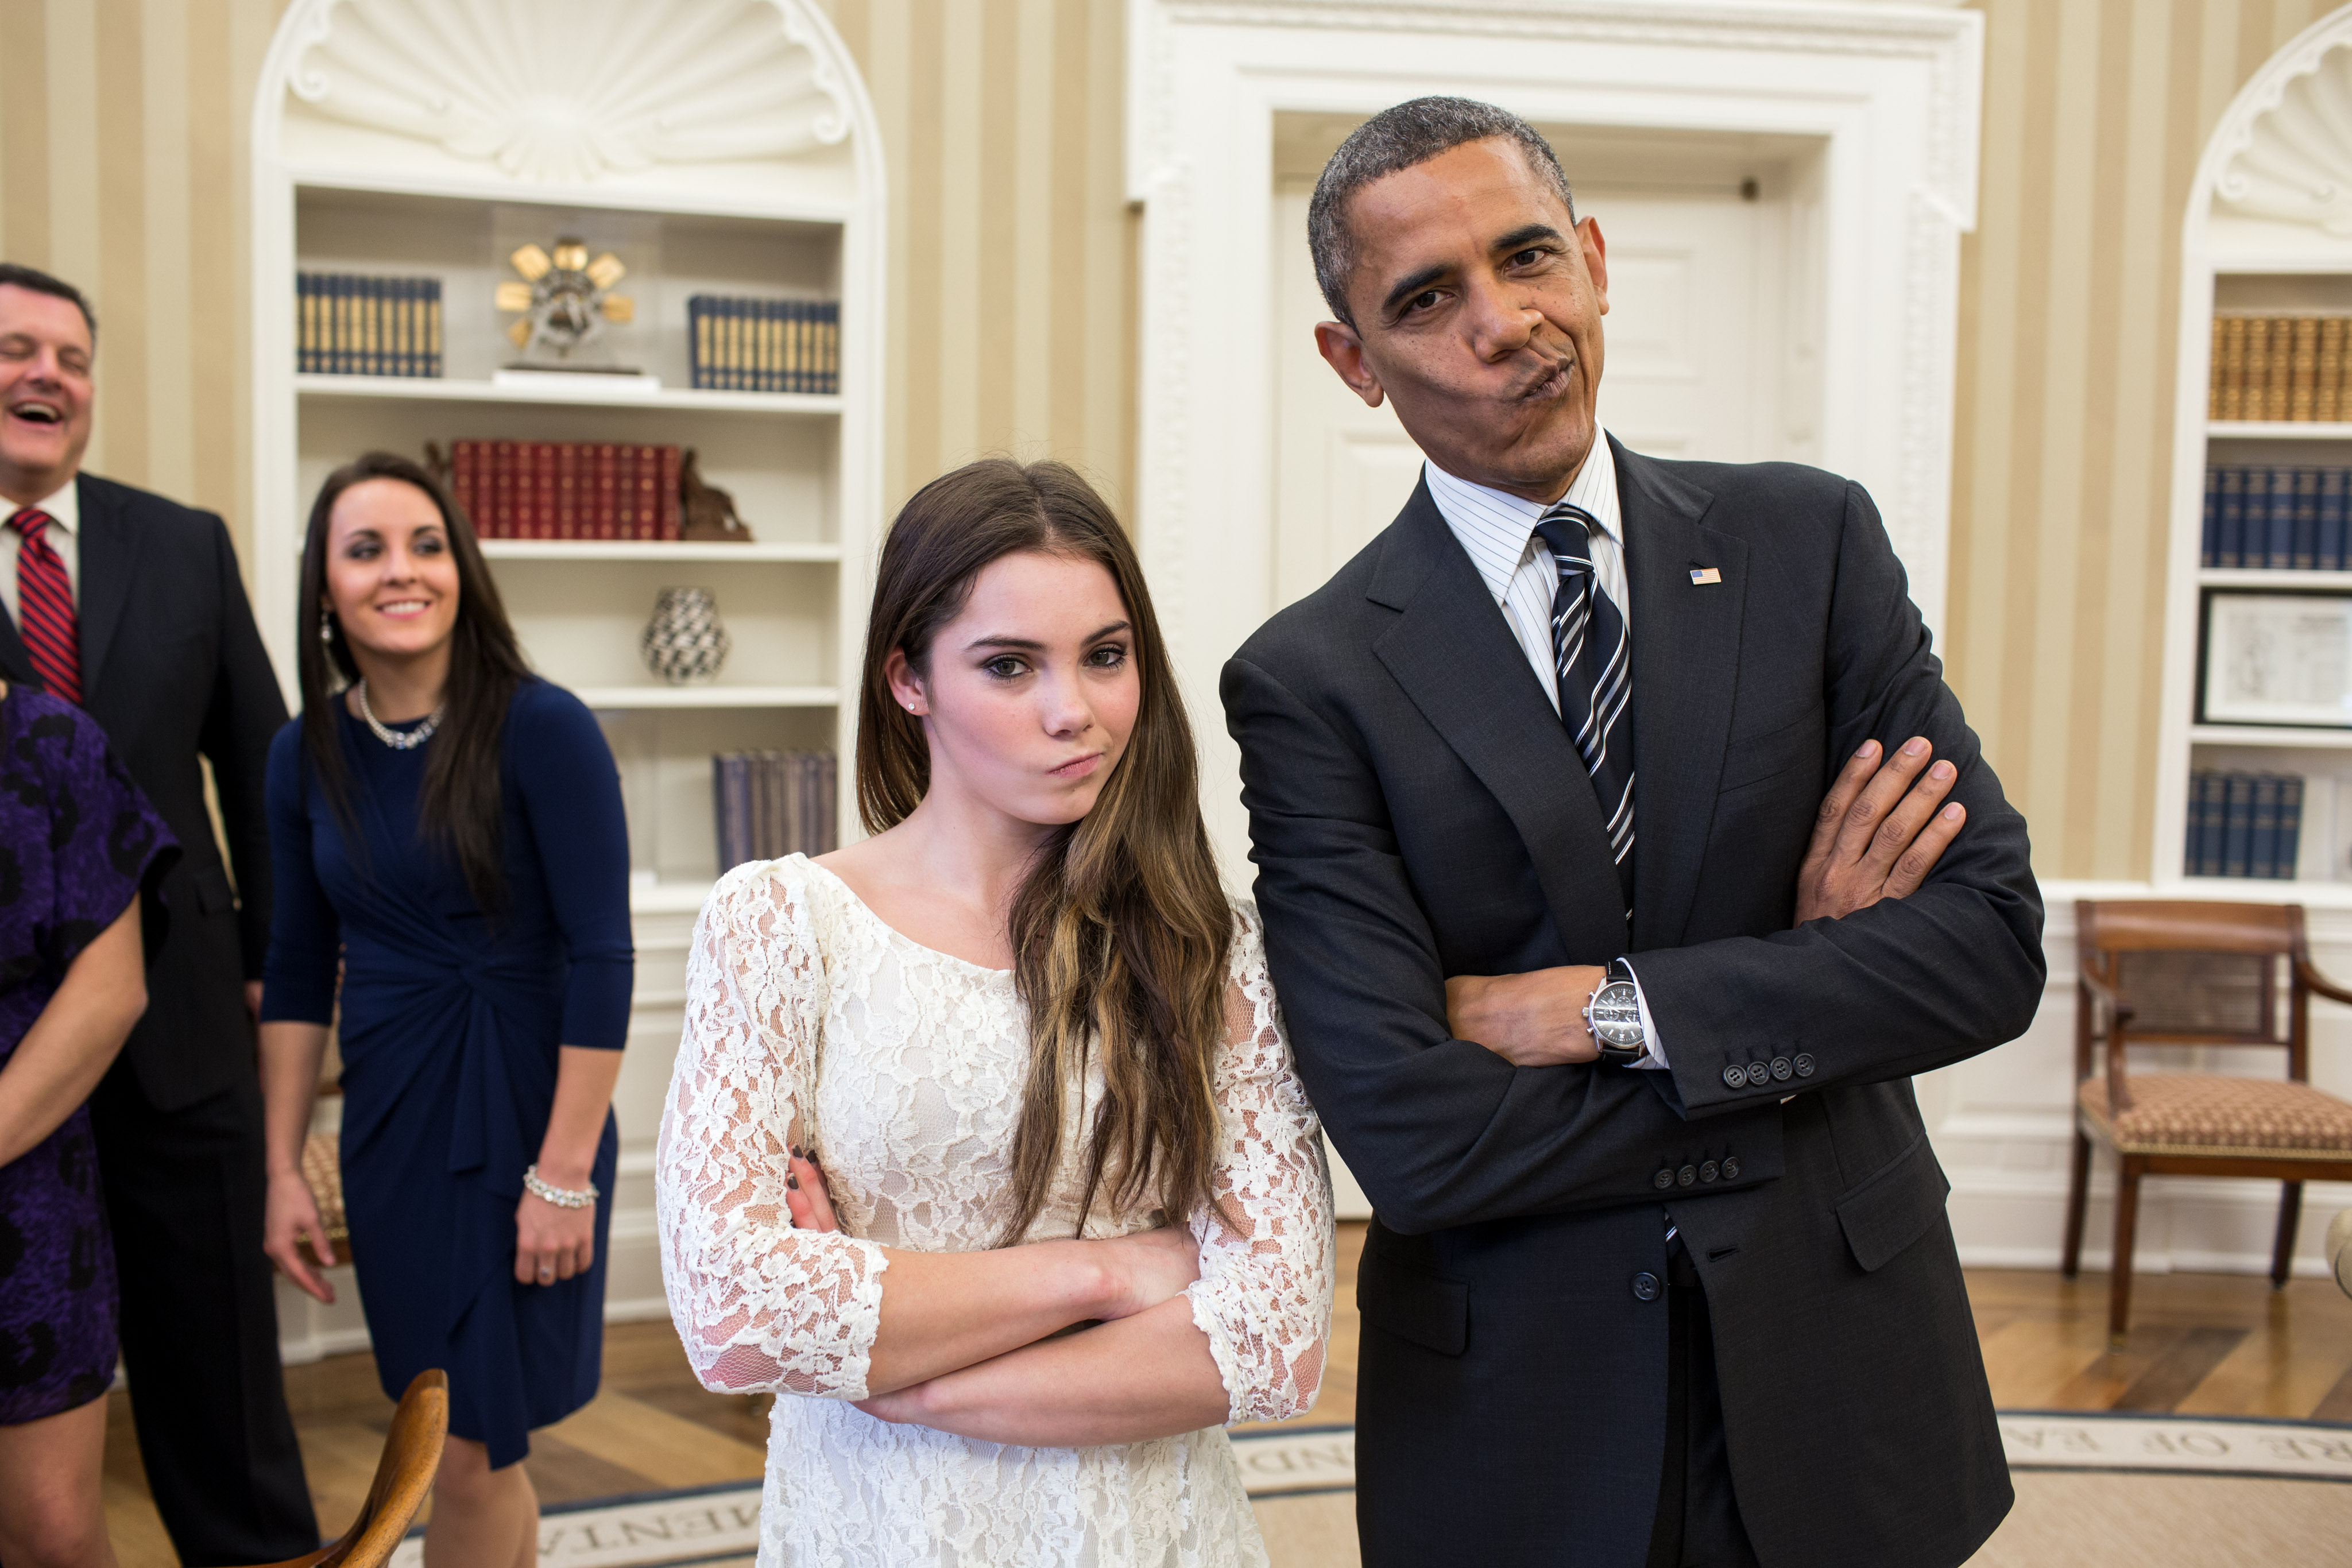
[10,478,77,535]
[1422,431,1622,603]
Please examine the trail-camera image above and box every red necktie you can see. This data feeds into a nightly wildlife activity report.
[8,509,82,704]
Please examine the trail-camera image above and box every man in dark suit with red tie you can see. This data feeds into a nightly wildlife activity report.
[1224,103,2043,1567]
[0,263,317,1563]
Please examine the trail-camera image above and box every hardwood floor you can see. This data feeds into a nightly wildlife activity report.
[98,1222,2352,1565]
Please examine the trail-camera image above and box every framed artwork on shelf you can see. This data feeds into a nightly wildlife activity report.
[2198,589,2352,727]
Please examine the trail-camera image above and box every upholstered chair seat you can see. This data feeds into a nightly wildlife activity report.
[2077,1074,2352,1159]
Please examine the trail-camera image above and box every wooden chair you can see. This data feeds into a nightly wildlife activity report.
[2063,900,2352,1346]
[251,1369,447,1568]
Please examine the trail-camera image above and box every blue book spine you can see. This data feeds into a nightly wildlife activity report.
[2222,773,2254,877]
[2187,771,2209,876]
[295,274,312,375]
[2296,467,2321,568]
[2250,774,2281,879]
[2199,771,2227,876]
[2269,464,2298,568]
[687,296,705,389]
[2219,465,2245,567]
[769,299,787,396]
[821,300,840,395]
[2278,775,2304,880]
[2203,467,2221,567]
[2321,467,2347,571]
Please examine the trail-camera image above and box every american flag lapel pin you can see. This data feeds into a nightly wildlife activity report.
[1689,566,1722,586]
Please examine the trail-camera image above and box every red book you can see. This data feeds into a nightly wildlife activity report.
[591,443,615,540]
[614,446,637,539]
[658,444,682,540]
[451,440,478,532]
[555,442,579,541]
[531,443,554,540]
[635,446,660,540]
[492,440,519,539]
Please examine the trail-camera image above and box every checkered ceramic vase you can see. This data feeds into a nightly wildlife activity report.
[640,586,731,686]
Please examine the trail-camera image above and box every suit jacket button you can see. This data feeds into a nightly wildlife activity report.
[1722,1156,1741,1180]
[1771,1056,1794,1082]
[1678,1164,1698,1187]
[1700,1160,1720,1183]
[1653,1168,1676,1190]
[1633,1272,1661,1302]
[1794,1052,1816,1077]
[1722,1064,1746,1089]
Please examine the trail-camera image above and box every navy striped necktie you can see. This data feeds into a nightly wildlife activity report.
[8,509,80,705]
[1533,502,1634,906]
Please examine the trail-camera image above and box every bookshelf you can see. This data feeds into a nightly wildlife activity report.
[252,0,883,918]
[2158,37,2352,899]
[250,0,885,1340]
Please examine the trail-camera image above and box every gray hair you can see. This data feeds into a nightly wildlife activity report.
[1307,97,1575,328]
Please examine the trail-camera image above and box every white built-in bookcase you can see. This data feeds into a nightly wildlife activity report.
[2158,21,2352,907]
[249,0,885,1352]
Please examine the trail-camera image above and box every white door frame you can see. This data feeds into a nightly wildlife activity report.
[1124,0,1984,874]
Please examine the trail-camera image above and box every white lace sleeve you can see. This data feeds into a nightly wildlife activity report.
[655,865,889,1399]
[1183,904,1338,1423]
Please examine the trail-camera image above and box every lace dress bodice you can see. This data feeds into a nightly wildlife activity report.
[655,856,1336,1567]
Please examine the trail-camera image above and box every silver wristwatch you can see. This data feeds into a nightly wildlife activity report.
[1584,959,1649,1066]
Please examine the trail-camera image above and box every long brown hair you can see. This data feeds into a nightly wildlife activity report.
[858,459,1232,1242]
[298,451,531,911]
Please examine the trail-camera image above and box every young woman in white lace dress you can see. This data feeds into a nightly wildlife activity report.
[656,459,1336,1567]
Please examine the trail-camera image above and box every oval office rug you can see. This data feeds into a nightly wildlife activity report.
[383,1414,2349,1568]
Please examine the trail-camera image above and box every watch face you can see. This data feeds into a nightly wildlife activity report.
[1589,981,1645,1048]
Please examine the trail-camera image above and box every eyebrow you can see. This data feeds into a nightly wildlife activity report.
[963,619,1131,654]
[1379,223,1569,320]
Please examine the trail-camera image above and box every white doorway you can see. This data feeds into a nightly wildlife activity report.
[1271,120,1827,618]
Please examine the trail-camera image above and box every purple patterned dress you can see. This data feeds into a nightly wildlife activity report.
[0,686,175,1424]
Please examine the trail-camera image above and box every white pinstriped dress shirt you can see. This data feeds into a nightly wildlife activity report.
[1421,434,1668,1067]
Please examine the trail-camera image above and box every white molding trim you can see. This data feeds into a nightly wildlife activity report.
[1125,0,1983,874]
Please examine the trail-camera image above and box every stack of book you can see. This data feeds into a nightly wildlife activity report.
[297,273,444,377]
[2200,464,2352,569]
[2185,771,2305,878]
[713,752,838,870]
[687,296,840,393]
[2209,315,2352,421]
[447,440,681,541]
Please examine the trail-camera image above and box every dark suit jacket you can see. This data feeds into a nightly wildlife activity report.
[0,473,287,1110]
[1222,440,2045,1568]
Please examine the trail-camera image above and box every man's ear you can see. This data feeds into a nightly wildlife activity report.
[1314,320,1387,409]
[1578,215,1609,316]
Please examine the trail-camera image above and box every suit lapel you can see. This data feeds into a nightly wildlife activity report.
[0,598,34,690]
[74,475,136,703]
[1616,438,1747,949]
[1369,478,1631,958]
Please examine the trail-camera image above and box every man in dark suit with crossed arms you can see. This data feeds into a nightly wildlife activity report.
[0,263,317,1563]
[1224,102,2043,1567]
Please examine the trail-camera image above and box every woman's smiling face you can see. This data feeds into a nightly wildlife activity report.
[322,477,462,663]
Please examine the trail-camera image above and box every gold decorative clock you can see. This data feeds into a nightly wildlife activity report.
[494,237,636,370]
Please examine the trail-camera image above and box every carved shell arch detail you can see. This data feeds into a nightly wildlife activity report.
[285,0,854,184]
[2214,28,2352,234]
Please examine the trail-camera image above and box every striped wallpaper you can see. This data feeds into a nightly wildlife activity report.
[0,0,2336,881]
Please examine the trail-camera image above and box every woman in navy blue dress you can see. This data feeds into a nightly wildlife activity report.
[0,684,173,1568]
[257,452,632,1568]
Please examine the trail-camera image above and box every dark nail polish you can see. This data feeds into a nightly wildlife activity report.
[787,1170,800,1190]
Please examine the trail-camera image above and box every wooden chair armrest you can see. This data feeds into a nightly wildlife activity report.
[2078,967,2136,1022]
[2297,957,2352,1009]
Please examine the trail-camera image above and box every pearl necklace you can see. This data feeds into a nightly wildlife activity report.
[354,680,445,750]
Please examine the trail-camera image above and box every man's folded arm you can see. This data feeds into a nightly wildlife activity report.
[1223,652,1782,1237]
[1637,479,2047,1116]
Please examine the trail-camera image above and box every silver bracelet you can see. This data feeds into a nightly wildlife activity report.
[523,1164,598,1209]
